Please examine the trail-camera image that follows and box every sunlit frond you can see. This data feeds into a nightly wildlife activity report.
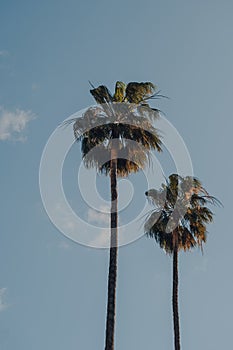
[125,82,156,104]
[113,81,126,102]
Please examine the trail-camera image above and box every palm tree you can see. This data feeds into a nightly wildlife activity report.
[72,81,162,350]
[144,174,218,350]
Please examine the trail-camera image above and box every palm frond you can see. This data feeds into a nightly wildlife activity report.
[144,90,170,100]
[125,82,156,104]
[90,85,113,104]
[113,81,126,102]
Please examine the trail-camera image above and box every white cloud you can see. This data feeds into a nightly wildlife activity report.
[87,206,125,247]
[0,288,8,312]
[87,206,111,247]
[0,107,35,141]
[87,205,110,226]
[46,200,125,248]
[90,228,110,246]
[53,202,77,232]
[58,241,71,250]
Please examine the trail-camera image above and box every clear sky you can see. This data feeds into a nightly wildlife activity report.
[0,0,232,349]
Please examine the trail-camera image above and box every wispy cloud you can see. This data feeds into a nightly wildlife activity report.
[0,288,8,312]
[58,240,71,250]
[87,205,110,226]
[88,206,124,247]
[90,228,110,247]
[0,50,9,57]
[0,106,35,142]
[53,202,77,232]
[32,83,40,91]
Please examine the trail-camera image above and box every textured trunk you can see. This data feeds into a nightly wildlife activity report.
[104,147,118,350]
[172,231,181,350]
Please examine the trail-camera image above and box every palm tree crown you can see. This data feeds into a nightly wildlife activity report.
[144,174,217,253]
[72,81,162,176]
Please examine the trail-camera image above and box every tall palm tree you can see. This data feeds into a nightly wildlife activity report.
[144,174,218,350]
[72,81,162,350]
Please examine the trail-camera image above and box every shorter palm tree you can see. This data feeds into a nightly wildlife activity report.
[144,174,219,350]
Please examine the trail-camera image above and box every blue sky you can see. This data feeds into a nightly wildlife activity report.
[0,0,232,349]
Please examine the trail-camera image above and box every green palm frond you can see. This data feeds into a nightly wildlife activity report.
[113,81,126,102]
[125,82,156,104]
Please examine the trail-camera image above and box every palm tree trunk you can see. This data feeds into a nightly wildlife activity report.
[172,232,181,350]
[105,148,118,350]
